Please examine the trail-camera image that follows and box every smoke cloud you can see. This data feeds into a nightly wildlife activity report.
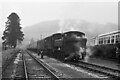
[58,19,80,33]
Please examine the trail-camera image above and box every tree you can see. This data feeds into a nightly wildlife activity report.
[2,12,24,49]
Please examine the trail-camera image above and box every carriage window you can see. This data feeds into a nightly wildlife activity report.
[119,35,120,43]
[111,36,114,43]
[116,35,120,43]
[99,39,101,44]
[116,35,118,43]
[107,37,110,44]
[82,35,85,38]
[101,38,103,44]
[103,37,106,44]
[99,38,103,45]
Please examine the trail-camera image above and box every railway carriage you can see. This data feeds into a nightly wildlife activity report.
[93,30,120,60]
[44,36,53,52]
[52,33,63,52]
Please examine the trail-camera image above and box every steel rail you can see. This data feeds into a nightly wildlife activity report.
[22,52,29,80]
[79,60,120,73]
[26,50,60,80]
[68,61,120,79]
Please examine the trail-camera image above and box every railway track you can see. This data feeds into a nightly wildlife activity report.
[22,50,60,80]
[67,60,120,79]
[24,50,120,79]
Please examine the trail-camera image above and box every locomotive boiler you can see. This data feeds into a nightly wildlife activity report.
[61,31,87,61]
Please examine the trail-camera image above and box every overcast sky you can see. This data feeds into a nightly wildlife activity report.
[0,0,118,40]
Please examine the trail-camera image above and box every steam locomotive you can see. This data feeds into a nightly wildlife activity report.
[27,31,87,61]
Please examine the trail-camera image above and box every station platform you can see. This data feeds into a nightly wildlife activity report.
[87,57,119,70]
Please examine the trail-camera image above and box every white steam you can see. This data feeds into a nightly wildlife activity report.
[58,19,80,33]
[84,47,93,62]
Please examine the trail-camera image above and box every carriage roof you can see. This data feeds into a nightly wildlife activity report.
[98,30,120,37]
[63,31,85,36]
[52,33,62,37]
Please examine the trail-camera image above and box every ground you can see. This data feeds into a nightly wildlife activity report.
[1,49,19,79]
